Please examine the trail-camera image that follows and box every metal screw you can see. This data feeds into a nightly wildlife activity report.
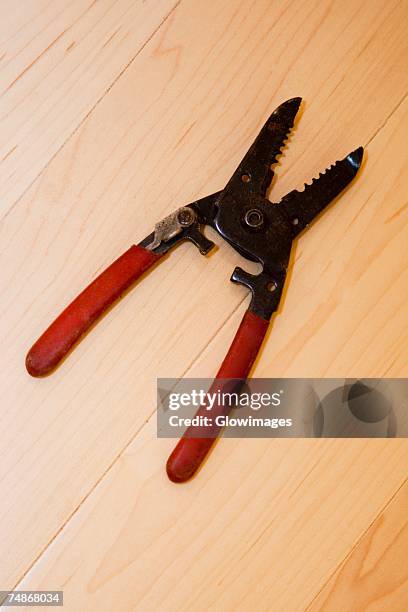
[177,207,196,227]
[244,208,264,228]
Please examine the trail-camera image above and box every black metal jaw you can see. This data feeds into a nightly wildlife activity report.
[210,101,363,320]
[206,97,304,320]
[140,98,363,321]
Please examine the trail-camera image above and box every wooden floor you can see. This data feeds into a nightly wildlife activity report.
[1,1,407,610]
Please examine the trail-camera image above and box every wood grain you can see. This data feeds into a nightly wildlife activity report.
[0,0,179,215]
[17,434,408,612]
[309,481,408,611]
[0,0,407,608]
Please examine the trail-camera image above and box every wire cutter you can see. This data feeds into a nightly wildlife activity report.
[26,98,363,482]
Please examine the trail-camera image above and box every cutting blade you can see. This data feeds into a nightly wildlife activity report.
[223,97,302,199]
[278,147,364,236]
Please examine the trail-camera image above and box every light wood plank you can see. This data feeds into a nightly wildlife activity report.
[308,481,408,612]
[17,434,408,612]
[0,0,179,215]
[0,0,407,604]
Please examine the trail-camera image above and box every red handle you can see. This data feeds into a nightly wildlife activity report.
[166,309,269,483]
[26,245,161,377]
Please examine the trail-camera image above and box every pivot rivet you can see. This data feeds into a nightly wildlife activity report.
[244,208,264,228]
[177,208,196,227]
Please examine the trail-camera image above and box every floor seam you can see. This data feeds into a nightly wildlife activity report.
[10,257,249,590]
[304,476,408,611]
[6,0,186,590]
[11,293,248,589]
[364,91,407,148]
[1,0,182,222]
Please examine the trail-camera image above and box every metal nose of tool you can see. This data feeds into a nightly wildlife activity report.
[347,146,364,171]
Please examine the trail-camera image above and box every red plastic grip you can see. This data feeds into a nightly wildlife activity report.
[166,310,269,483]
[26,245,161,377]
